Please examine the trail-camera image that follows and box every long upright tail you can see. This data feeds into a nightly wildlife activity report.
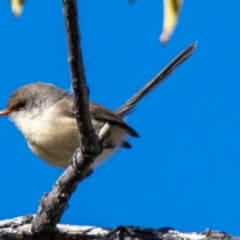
[116,42,197,117]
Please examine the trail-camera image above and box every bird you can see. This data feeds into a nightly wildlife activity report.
[0,43,196,168]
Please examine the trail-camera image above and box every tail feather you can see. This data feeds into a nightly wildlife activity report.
[116,42,197,117]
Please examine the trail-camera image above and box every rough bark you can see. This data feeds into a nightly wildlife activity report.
[31,0,101,238]
[1,216,239,240]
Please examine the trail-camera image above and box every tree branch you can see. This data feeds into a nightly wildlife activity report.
[0,216,239,240]
[31,0,102,237]
[63,0,101,156]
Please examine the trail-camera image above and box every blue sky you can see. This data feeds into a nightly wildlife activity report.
[0,0,239,236]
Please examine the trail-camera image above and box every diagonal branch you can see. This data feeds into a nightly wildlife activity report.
[31,0,102,237]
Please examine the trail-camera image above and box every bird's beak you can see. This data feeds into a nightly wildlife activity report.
[0,109,11,117]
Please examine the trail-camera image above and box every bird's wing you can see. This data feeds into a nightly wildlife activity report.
[54,97,139,138]
[90,102,139,137]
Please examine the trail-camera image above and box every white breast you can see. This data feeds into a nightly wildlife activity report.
[11,105,127,168]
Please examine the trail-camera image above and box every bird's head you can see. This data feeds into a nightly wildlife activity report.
[0,82,68,122]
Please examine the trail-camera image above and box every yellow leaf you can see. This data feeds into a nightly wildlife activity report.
[9,0,25,18]
[160,0,182,44]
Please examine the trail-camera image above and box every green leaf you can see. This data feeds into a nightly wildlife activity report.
[160,0,182,44]
[9,0,25,18]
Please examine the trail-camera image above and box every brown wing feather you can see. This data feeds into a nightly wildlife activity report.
[55,97,139,138]
[90,102,139,137]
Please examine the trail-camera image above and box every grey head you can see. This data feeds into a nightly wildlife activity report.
[6,82,69,121]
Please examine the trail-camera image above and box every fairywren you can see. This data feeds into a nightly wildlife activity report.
[0,43,196,168]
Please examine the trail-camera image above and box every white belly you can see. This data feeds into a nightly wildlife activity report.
[16,107,127,168]
[27,125,126,168]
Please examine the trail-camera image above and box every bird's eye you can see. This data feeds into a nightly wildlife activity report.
[10,101,27,111]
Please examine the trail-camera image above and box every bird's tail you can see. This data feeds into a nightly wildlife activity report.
[116,42,197,117]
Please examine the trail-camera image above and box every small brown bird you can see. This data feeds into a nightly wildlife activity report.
[0,43,196,168]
